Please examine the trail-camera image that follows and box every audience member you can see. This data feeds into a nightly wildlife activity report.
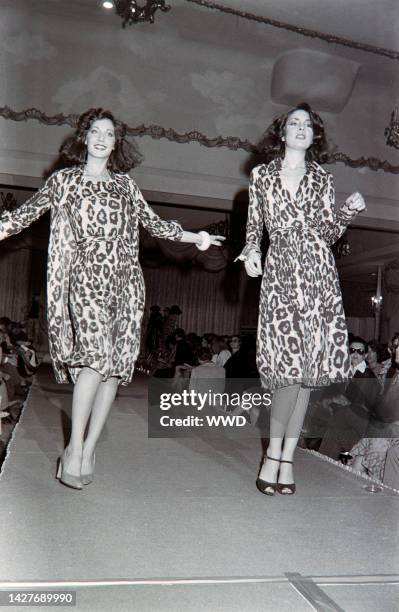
[349,343,399,481]
[174,328,195,367]
[366,340,391,389]
[318,336,380,460]
[211,336,231,367]
[189,347,225,405]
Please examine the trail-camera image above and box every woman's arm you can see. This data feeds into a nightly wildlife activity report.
[179,230,224,248]
[130,177,224,248]
[318,173,365,246]
[0,172,58,241]
[235,167,264,276]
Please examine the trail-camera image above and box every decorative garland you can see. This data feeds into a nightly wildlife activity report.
[185,0,399,61]
[1,106,398,174]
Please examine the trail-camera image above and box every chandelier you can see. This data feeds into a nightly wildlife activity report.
[385,107,399,149]
[104,1,171,26]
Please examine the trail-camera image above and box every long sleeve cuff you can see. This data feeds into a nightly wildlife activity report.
[337,204,359,223]
[234,242,261,263]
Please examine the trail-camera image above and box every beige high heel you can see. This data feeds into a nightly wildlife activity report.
[81,453,95,485]
[56,450,83,490]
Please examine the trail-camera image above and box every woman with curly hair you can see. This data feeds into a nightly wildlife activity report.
[236,102,365,495]
[0,108,224,489]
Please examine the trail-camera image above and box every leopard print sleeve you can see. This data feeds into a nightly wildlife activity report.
[235,167,263,261]
[318,172,359,246]
[128,177,183,241]
[0,173,56,240]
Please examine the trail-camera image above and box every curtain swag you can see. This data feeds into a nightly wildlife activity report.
[1,106,398,175]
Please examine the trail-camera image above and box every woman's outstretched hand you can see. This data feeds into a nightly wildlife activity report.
[209,235,225,247]
[181,230,225,250]
[344,192,366,213]
[245,250,262,277]
[195,231,225,250]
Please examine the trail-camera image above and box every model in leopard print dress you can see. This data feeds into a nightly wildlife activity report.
[0,166,183,385]
[0,108,224,489]
[237,103,366,496]
[244,156,356,391]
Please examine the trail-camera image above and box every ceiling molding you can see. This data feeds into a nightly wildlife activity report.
[185,0,399,60]
[1,106,398,175]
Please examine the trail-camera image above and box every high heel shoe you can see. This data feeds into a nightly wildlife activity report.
[256,455,280,496]
[81,453,95,485]
[277,459,296,495]
[56,451,83,490]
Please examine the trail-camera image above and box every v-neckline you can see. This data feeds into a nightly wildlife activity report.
[276,158,310,202]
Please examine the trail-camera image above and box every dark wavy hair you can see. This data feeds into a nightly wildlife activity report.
[59,108,143,173]
[258,102,329,164]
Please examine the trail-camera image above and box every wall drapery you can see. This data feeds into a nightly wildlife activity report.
[1,107,398,174]
[142,262,243,335]
[0,247,32,321]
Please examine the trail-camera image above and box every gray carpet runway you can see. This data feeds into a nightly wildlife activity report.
[0,367,398,611]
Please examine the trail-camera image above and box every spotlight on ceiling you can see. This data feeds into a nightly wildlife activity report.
[102,1,114,8]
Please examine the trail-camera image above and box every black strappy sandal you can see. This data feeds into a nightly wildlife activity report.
[256,455,280,496]
[277,459,296,495]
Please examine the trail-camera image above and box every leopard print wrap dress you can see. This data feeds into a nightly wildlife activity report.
[0,167,183,385]
[239,158,359,391]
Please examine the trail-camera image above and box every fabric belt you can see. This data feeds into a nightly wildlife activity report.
[76,235,134,255]
[269,223,320,240]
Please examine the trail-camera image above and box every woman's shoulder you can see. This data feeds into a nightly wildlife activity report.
[309,160,332,179]
[250,161,276,179]
[49,166,81,183]
[113,172,137,190]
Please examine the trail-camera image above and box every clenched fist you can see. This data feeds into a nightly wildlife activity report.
[344,192,366,213]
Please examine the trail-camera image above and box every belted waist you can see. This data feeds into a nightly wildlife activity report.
[76,235,134,254]
[269,223,320,239]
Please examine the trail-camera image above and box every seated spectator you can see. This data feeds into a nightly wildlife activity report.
[224,335,259,393]
[0,330,26,399]
[318,336,381,460]
[189,347,225,405]
[153,328,194,381]
[349,343,399,481]
[152,336,177,378]
[366,340,391,389]
[228,335,241,355]
[13,331,39,378]
[211,336,231,367]
[186,333,201,364]
[174,328,195,367]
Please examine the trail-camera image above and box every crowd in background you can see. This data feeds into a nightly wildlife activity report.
[2,298,398,489]
[140,306,399,489]
[0,315,39,455]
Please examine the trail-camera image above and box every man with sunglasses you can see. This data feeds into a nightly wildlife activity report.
[319,337,380,460]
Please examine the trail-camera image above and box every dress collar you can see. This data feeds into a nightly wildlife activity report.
[268,157,314,175]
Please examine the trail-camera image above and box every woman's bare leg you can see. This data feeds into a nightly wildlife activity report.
[279,387,311,489]
[258,384,301,486]
[64,367,103,476]
[81,376,119,473]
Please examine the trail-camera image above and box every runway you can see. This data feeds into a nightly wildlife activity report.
[0,366,398,611]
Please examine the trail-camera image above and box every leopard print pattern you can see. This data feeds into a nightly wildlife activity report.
[242,158,358,391]
[0,167,183,385]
